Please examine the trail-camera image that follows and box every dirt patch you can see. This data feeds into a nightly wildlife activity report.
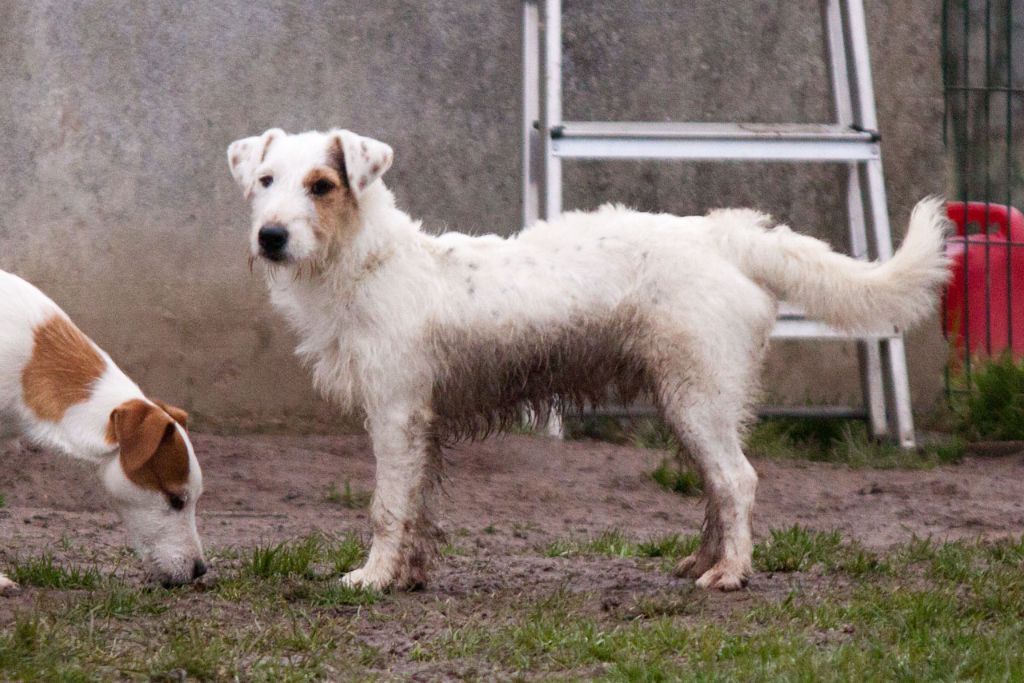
[2,433,1024,580]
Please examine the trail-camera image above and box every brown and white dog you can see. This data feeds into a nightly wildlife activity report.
[0,269,206,591]
[227,128,948,592]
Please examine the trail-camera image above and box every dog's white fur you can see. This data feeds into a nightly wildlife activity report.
[228,128,949,591]
[0,270,205,590]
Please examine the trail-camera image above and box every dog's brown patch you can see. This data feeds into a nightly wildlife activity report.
[109,399,190,495]
[326,136,351,191]
[258,130,278,163]
[153,399,189,428]
[22,314,106,422]
[302,167,343,193]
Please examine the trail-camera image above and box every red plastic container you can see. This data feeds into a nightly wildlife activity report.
[944,201,1024,358]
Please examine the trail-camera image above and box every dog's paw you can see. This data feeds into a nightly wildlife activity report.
[694,561,750,591]
[0,575,21,597]
[341,566,391,591]
[674,552,715,579]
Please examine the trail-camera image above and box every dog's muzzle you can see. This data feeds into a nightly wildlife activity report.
[258,223,290,261]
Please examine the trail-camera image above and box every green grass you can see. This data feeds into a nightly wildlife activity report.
[7,531,1024,680]
[244,536,324,580]
[746,418,965,469]
[323,480,372,509]
[650,458,702,496]
[417,533,1024,681]
[545,530,640,559]
[951,353,1024,440]
[9,555,101,590]
[569,414,968,470]
[542,526,886,577]
[544,531,700,570]
[0,537,377,681]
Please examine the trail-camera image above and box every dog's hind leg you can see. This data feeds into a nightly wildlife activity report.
[665,398,758,591]
[342,406,444,591]
[643,296,770,591]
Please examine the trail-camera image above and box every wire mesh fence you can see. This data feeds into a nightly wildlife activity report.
[942,0,1024,388]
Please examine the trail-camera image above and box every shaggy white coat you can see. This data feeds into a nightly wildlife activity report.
[228,128,949,591]
[0,270,205,590]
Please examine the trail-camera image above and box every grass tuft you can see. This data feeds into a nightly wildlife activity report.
[650,458,702,496]
[245,536,323,580]
[753,526,843,572]
[747,418,964,469]
[9,555,101,589]
[951,354,1024,440]
[324,480,372,509]
[545,530,637,559]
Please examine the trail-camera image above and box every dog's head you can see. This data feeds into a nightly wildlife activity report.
[227,128,393,266]
[102,399,206,587]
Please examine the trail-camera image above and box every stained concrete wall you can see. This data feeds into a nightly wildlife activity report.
[0,1,947,432]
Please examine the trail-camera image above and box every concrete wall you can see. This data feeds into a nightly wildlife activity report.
[0,1,947,432]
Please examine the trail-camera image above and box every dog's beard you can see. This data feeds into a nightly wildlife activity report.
[251,254,324,283]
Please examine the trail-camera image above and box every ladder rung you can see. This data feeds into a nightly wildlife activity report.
[772,317,898,340]
[579,404,868,420]
[551,122,880,162]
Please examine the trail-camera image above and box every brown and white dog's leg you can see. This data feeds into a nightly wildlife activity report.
[0,572,20,596]
[342,407,443,591]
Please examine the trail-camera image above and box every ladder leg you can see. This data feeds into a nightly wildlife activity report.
[541,0,563,221]
[865,158,916,447]
[522,0,541,230]
[846,0,915,447]
[880,337,916,448]
[827,1,888,439]
[845,164,888,438]
[540,0,564,437]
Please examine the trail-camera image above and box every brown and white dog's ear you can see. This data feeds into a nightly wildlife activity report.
[227,128,285,199]
[153,399,188,429]
[108,399,188,493]
[327,129,393,198]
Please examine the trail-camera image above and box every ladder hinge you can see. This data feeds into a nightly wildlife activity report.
[549,125,565,139]
[850,124,881,142]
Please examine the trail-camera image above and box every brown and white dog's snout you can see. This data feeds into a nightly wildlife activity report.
[0,269,207,592]
[153,555,208,588]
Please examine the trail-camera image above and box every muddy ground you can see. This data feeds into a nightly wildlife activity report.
[1,433,1024,678]
[4,433,1023,563]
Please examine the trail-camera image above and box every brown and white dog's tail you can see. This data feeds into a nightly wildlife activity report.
[712,197,952,332]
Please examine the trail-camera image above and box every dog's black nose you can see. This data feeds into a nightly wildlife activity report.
[192,559,208,579]
[258,224,289,258]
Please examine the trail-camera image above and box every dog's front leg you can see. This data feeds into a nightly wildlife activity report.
[342,407,443,591]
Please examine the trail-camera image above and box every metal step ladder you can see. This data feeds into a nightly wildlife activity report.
[521,0,917,447]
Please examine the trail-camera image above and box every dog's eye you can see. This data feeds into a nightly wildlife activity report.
[168,494,185,511]
[259,175,274,188]
[310,179,335,197]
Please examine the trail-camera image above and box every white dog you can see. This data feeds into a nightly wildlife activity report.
[0,270,206,590]
[227,128,948,591]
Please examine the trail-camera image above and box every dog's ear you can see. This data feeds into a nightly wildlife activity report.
[108,399,189,493]
[227,128,285,199]
[153,399,188,429]
[326,129,393,198]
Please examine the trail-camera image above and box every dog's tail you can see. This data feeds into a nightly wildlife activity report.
[712,197,951,332]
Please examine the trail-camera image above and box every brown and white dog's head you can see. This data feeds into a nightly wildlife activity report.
[102,399,205,587]
[227,128,393,267]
